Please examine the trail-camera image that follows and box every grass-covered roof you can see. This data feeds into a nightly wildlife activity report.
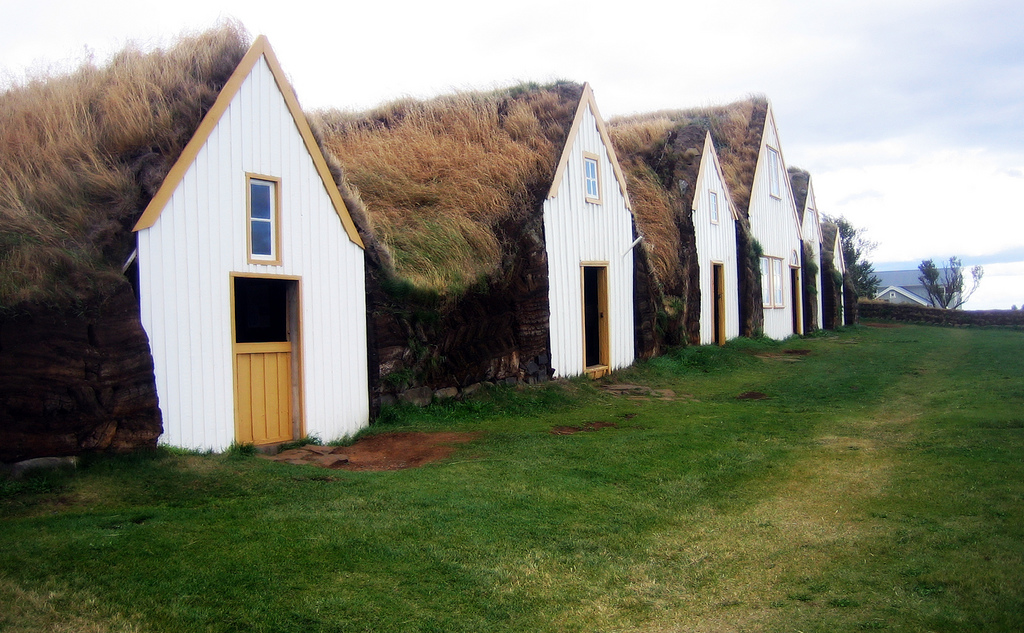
[0,24,253,310]
[312,82,585,296]
[821,221,839,260]
[608,96,767,292]
[789,166,811,223]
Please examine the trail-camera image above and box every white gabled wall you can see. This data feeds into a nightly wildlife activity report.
[832,232,847,326]
[801,180,824,330]
[544,102,635,377]
[748,106,804,340]
[137,56,369,451]
[693,136,740,344]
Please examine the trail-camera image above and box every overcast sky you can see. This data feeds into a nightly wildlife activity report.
[3,0,1022,308]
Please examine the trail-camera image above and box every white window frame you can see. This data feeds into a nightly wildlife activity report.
[767,147,781,199]
[582,152,602,204]
[247,174,281,265]
[709,190,719,224]
[761,255,785,308]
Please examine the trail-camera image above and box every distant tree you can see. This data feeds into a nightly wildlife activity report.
[823,214,880,298]
[917,257,984,309]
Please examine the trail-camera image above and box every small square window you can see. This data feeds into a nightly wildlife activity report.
[709,190,719,223]
[583,152,602,204]
[247,174,281,265]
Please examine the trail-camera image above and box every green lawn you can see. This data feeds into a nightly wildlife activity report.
[2,324,1023,632]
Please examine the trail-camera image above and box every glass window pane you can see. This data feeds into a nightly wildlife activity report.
[251,182,272,219]
[768,148,780,197]
[774,259,784,306]
[761,257,771,306]
[709,191,719,222]
[584,157,599,199]
[251,219,272,256]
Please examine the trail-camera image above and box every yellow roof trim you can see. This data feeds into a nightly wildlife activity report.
[132,36,364,249]
[546,83,632,210]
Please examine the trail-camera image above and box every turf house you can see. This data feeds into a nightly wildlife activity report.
[742,101,805,339]
[820,221,849,329]
[611,97,812,344]
[609,122,742,348]
[789,167,825,332]
[0,26,373,457]
[315,81,641,400]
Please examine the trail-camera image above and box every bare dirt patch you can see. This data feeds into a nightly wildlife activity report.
[261,432,480,471]
[736,391,769,400]
[755,353,804,362]
[602,383,694,401]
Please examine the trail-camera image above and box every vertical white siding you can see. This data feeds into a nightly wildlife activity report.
[801,182,824,330]
[833,234,847,326]
[137,57,368,451]
[693,139,740,344]
[544,104,635,377]
[748,108,804,340]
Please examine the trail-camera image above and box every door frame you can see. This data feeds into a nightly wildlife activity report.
[580,262,610,378]
[790,265,803,335]
[712,261,726,346]
[229,272,304,445]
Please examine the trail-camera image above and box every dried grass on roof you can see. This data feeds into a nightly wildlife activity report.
[312,83,583,296]
[611,96,767,215]
[0,22,250,309]
[609,97,768,290]
[789,166,811,221]
[607,117,679,286]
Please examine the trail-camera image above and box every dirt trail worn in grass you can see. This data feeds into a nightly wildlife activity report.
[617,327,1015,632]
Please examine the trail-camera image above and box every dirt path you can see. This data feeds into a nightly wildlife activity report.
[260,432,480,471]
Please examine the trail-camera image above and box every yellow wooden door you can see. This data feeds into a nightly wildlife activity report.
[235,342,292,445]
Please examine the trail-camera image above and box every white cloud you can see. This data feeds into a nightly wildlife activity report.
[812,147,1024,266]
[963,261,1024,310]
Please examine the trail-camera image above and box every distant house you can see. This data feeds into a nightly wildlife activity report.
[790,167,824,332]
[874,270,954,308]
[132,36,370,450]
[317,82,638,394]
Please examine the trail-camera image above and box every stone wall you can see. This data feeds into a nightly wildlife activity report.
[0,285,161,462]
[368,217,553,407]
[859,300,1024,327]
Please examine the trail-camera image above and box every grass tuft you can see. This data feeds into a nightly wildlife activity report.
[0,22,250,308]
